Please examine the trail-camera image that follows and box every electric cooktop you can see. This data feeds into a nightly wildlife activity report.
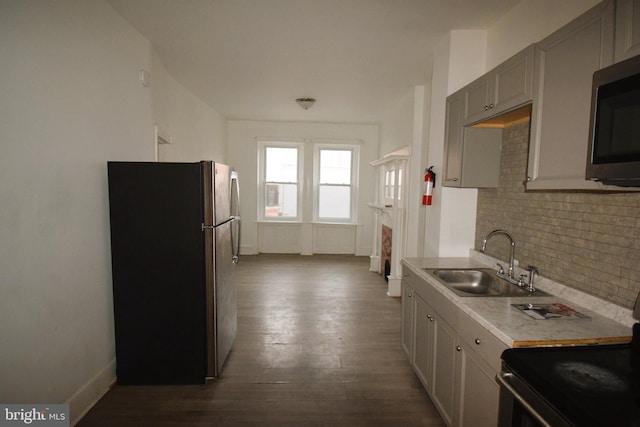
[502,342,640,426]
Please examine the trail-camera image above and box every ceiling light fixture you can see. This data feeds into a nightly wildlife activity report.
[296,97,316,110]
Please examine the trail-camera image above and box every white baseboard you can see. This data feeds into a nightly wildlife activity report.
[387,276,401,297]
[68,359,116,426]
[369,255,380,272]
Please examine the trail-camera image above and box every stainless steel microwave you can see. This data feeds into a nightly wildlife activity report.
[586,54,640,187]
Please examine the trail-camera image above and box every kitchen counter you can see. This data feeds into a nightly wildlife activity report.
[402,255,632,348]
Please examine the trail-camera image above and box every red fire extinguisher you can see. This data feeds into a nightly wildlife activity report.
[423,166,435,206]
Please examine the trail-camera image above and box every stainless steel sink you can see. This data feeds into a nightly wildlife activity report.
[424,268,549,297]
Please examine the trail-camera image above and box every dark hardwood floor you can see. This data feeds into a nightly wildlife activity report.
[78,254,445,426]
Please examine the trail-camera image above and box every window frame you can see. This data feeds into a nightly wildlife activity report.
[257,140,304,222]
[313,143,359,224]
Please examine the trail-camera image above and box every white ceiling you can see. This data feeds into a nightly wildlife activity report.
[107,0,521,123]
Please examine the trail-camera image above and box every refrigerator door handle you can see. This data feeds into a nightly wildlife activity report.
[202,217,234,231]
[230,169,240,264]
[231,216,240,264]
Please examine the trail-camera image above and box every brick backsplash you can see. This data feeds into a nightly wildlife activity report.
[476,119,640,309]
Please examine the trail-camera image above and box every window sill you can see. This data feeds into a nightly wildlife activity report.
[257,220,358,226]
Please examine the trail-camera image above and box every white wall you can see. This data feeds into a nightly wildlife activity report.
[486,0,601,69]
[379,88,415,157]
[0,1,226,423]
[423,31,487,257]
[227,120,379,256]
[151,51,227,163]
[379,85,430,258]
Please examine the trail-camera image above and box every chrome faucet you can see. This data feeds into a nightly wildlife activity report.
[525,265,539,292]
[481,229,518,285]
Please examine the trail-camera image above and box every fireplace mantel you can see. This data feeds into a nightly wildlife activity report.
[368,146,410,297]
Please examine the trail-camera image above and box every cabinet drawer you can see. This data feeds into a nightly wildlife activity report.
[414,279,458,329]
[458,311,507,373]
[401,264,417,287]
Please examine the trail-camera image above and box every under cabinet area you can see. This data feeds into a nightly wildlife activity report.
[401,264,504,427]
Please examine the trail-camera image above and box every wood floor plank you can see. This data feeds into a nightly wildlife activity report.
[77,254,445,426]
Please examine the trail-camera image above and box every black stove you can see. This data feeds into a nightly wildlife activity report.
[500,342,640,426]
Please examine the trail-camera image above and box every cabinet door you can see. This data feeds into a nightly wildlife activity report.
[413,293,434,391]
[463,45,534,126]
[615,0,640,61]
[460,127,502,188]
[527,0,615,190]
[457,344,501,427]
[443,92,464,187]
[492,45,535,115]
[401,280,414,360]
[431,314,458,426]
[464,76,493,124]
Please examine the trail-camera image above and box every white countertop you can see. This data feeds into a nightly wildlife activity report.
[402,254,633,348]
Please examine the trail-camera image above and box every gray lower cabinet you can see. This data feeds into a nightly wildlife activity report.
[401,277,415,358]
[456,343,502,427]
[431,310,458,426]
[401,265,506,427]
[455,311,507,427]
[527,0,615,190]
[413,292,433,391]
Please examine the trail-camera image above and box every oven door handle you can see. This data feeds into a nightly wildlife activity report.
[496,372,553,427]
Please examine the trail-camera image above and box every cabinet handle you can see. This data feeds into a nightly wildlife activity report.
[408,292,412,297]
[456,346,461,352]
[484,105,489,111]
[427,314,434,322]
[489,103,494,109]
[445,178,458,182]
[475,338,481,345]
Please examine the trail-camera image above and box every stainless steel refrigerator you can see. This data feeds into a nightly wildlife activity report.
[107,161,239,384]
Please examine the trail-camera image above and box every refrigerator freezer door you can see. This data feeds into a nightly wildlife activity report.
[213,163,231,225]
[108,162,207,384]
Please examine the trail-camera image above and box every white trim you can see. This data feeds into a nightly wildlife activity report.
[68,359,116,425]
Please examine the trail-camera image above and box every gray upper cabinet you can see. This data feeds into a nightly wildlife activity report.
[615,0,640,61]
[527,0,615,190]
[463,45,535,126]
[443,92,464,186]
[443,90,502,188]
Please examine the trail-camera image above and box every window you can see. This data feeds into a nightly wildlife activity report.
[259,143,303,220]
[314,145,358,222]
[258,140,358,223]
[383,166,402,205]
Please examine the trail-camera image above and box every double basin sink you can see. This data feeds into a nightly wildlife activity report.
[424,268,549,297]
